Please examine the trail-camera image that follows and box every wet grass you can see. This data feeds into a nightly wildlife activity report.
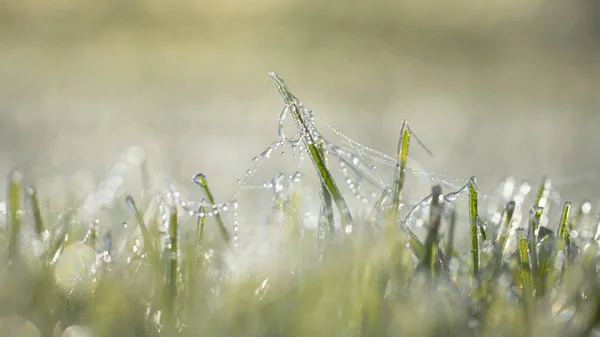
[1,73,600,337]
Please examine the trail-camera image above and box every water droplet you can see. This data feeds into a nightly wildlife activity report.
[192,173,206,186]
[125,195,136,212]
[344,224,353,234]
[351,156,359,165]
[122,222,128,228]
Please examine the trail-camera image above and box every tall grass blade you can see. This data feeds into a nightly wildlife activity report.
[269,72,354,227]
[495,201,516,259]
[192,173,231,243]
[126,195,163,288]
[8,170,22,261]
[527,207,543,294]
[317,140,335,235]
[390,120,410,229]
[517,229,533,312]
[419,185,443,279]
[165,206,179,320]
[469,177,480,276]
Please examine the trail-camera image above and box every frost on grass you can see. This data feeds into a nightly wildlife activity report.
[2,72,600,336]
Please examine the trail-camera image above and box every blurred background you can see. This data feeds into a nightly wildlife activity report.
[0,0,599,203]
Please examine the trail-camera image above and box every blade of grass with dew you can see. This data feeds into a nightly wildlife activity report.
[26,186,44,239]
[269,71,353,228]
[193,173,230,243]
[317,140,335,235]
[389,120,410,229]
[528,207,543,294]
[534,177,552,215]
[469,177,480,276]
[419,185,444,279]
[517,228,534,315]
[8,170,22,261]
[126,195,163,288]
[495,201,516,261]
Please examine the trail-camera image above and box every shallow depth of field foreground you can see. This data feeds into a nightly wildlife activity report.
[0,72,599,337]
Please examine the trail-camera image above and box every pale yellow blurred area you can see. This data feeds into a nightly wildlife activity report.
[0,0,599,201]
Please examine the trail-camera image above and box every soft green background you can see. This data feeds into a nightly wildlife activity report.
[1,0,599,199]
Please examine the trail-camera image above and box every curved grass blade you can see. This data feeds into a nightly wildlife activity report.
[126,195,163,288]
[192,173,230,243]
[26,186,44,239]
[269,72,354,227]
[8,170,22,261]
[469,177,480,276]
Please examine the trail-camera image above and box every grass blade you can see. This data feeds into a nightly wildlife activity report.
[26,186,44,239]
[419,185,443,279]
[534,177,551,212]
[528,207,543,294]
[165,206,179,321]
[8,170,22,261]
[317,140,335,235]
[269,72,354,227]
[126,195,163,288]
[390,120,410,229]
[469,177,480,276]
[192,173,231,243]
[517,228,533,312]
[495,201,516,259]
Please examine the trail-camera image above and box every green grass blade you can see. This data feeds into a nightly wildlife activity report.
[126,195,163,288]
[317,140,335,235]
[390,120,410,229]
[8,170,22,261]
[269,72,354,227]
[527,207,543,293]
[557,201,572,266]
[26,186,44,239]
[165,206,179,320]
[517,229,534,312]
[419,185,443,279]
[469,177,480,276]
[192,173,231,243]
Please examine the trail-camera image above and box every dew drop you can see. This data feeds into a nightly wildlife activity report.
[125,195,136,212]
[351,156,359,165]
[192,173,206,186]
[122,222,128,228]
[344,224,353,234]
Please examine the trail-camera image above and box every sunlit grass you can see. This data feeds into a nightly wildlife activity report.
[0,73,599,337]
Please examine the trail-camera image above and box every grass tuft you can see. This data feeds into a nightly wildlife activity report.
[0,73,599,337]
